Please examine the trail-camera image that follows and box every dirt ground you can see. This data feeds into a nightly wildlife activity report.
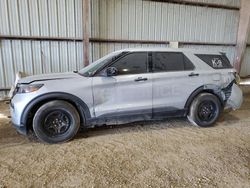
[0,89,250,188]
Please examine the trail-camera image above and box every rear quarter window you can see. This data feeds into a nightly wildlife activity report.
[195,54,232,69]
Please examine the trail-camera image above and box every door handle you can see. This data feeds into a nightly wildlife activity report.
[189,73,199,77]
[134,77,148,82]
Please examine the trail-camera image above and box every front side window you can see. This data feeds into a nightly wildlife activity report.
[79,51,128,77]
[111,52,148,75]
[153,52,194,72]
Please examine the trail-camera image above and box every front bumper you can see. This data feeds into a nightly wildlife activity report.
[12,123,28,135]
[10,93,36,135]
[10,101,28,135]
[225,83,243,110]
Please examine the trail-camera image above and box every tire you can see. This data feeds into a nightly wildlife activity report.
[188,93,222,127]
[33,100,80,144]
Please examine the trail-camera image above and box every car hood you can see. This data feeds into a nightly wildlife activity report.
[18,72,82,84]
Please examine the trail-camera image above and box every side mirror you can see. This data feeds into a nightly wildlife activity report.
[106,67,118,76]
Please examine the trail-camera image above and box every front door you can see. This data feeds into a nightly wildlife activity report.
[92,52,152,121]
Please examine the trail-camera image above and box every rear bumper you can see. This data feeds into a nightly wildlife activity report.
[225,83,243,110]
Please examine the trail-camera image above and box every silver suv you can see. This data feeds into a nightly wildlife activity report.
[10,48,243,143]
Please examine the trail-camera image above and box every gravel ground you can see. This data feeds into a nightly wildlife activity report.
[0,88,250,187]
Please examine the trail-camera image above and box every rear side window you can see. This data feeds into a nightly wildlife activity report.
[111,52,148,75]
[152,52,194,72]
[195,54,232,69]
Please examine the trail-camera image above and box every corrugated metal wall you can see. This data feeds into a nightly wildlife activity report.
[90,0,239,61]
[0,0,243,97]
[91,0,239,43]
[0,40,83,83]
[0,0,83,37]
[0,0,85,96]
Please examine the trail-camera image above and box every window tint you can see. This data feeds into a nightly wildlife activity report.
[195,54,232,69]
[153,52,194,72]
[184,55,195,70]
[111,53,148,75]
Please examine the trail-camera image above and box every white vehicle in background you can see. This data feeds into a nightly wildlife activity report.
[10,48,243,143]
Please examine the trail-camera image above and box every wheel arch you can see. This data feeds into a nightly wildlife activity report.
[185,85,225,111]
[20,92,91,132]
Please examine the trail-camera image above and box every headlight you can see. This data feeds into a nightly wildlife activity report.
[16,84,44,94]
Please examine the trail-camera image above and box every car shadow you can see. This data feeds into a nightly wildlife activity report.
[218,112,240,122]
[76,110,244,139]
[75,117,194,139]
[0,99,243,143]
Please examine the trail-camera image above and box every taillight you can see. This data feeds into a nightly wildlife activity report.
[233,72,241,85]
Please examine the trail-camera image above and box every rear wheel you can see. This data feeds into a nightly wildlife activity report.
[33,100,80,144]
[188,93,222,127]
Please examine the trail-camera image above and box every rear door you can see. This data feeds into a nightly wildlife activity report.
[152,52,202,116]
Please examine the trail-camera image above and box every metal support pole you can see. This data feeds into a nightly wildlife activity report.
[234,0,250,73]
[83,0,90,66]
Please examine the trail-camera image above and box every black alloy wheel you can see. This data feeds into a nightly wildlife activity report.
[33,100,80,144]
[188,93,221,127]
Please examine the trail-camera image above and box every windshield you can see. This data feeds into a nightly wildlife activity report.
[79,51,128,77]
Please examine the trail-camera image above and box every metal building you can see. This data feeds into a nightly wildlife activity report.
[0,0,249,97]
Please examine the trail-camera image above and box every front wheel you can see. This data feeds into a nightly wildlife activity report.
[33,100,80,144]
[188,93,222,127]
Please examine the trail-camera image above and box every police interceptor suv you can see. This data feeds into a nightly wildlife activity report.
[10,48,243,143]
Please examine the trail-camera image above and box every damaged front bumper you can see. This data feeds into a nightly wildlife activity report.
[225,83,243,110]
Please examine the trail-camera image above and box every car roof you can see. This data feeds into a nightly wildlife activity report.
[114,48,223,55]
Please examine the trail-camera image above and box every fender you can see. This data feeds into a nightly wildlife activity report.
[184,84,225,110]
[20,92,92,129]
